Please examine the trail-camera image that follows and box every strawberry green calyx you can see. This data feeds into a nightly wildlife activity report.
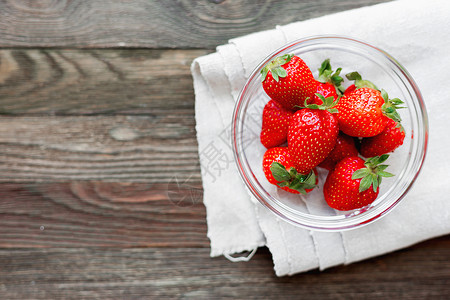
[261,53,294,82]
[380,89,406,123]
[395,121,406,132]
[302,93,339,113]
[351,154,394,193]
[345,71,378,90]
[318,58,344,93]
[270,162,317,195]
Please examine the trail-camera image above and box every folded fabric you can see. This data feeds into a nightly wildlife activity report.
[191,0,450,276]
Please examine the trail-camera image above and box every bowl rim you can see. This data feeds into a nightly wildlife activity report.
[231,35,429,231]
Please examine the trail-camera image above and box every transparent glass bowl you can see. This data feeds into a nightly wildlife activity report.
[231,36,428,231]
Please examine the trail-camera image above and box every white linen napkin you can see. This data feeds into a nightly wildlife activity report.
[191,0,450,276]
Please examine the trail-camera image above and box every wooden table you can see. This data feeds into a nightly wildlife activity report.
[0,1,448,298]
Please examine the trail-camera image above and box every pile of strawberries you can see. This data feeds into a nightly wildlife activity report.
[260,54,405,211]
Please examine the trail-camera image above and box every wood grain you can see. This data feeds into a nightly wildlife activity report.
[0,115,204,182]
[0,49,206,182]
[0,237,449,299]
[0,182,207,248]
[0,49,209,115]
[0,0,391,49]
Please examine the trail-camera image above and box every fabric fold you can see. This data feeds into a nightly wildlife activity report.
[191,55,266,257]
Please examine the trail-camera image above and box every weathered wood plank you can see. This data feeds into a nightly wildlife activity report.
[0,0,391,49]
[0,183,206,248]
[0,115,207,181]
[0,237,449,299]
[0,49,209,115]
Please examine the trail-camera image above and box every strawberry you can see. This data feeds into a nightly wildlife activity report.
[288,95,339,174]
[261,54,316,110]
[314,82,339,105]
[260,99,294,148]
[319,131,359,171]
[323,155,394,211]
[263,147,317,194]
[360,118,406,157]
[313,58,344,105]
[341,71,378,98]
[343,84,356,96]
[335,88,404,137]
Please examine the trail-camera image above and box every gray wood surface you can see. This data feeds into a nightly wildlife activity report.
[0,0,449,299]
[0,49,208,115]
[1,240,449,299]
[0,0,389,49]
[0,49,203,181]
[0,115,200,181]
[0,183,206,248]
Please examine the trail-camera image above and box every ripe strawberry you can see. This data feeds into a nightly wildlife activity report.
[343,84,356,96]
[314,82,339,105]
[319,132,359,171]
[260,99,294,148]
[288,95,339,174]
[323,155,394,211]
[336,88,404,137]
[360,118,406,157]
[261,54,316,110]
[263,147,317,194]
[313,58,344,105]
[341,71,378,98]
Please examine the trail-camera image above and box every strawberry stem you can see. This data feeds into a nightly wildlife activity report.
[300,94,340,113]
[270,162,317,194]
[380,89,406,123]
[318,58,344,94]
[260,54,294,82]
[351,154,394,192]
[345,71,378,90]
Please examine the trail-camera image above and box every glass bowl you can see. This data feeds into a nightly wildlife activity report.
[231,35,428,231]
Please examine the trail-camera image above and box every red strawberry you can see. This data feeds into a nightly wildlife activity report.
[343,84,356,96]
[336,88,403,137]
[360,118,406,157]
[323,155,394,211]
[288,95,339,174]
[260,99,294,148]
[313,59,344,105]
[263,147,318,194]
[314,82,338,105]
[341,71,377,98]
[319,132,359,171]
[261,54,316,110]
